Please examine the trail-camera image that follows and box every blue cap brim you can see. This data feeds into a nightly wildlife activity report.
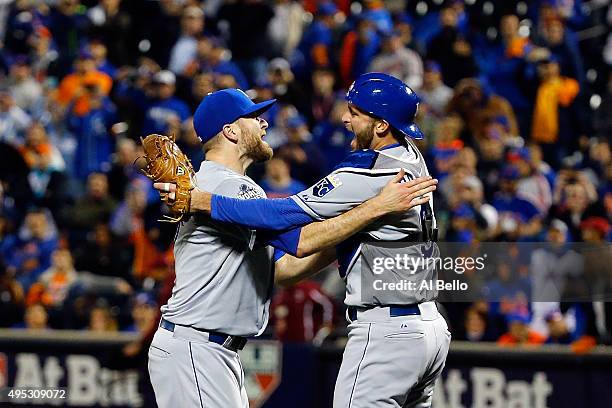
[398,123,424,140]
[242,99,277,119]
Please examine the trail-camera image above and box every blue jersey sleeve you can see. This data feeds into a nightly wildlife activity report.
[273,248,287,263]
[258,227,302,256]
[211,195,314,230]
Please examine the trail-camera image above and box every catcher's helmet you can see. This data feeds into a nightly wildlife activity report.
[346,72,424,140]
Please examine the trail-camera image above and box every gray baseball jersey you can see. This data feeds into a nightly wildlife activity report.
[290,141,438,307]
[161,160,275,337]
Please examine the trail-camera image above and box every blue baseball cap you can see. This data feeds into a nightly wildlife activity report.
[317,2,338,16]
[193,89,276,143]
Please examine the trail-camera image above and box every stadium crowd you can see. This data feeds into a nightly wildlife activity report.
[0,0,611,352]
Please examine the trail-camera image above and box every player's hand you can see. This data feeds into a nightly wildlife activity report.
[154,182,178,203]
[154,183,212,213]
[372,169,437,215]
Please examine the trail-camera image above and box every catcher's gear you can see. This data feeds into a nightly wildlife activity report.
[139,133,196,222]
[346,72,424,140]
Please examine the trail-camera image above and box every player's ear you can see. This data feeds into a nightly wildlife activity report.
[375,119,390,136]
[221,123,239,144]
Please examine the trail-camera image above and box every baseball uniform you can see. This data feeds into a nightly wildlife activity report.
[148,160,274,408]
[210,140,451,407]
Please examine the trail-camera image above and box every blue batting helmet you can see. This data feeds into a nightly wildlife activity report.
[346,72,424,140]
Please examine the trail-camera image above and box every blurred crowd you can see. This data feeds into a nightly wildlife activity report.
[0,0,611,351]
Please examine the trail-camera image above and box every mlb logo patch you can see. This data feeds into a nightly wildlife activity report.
[313,175,342,197]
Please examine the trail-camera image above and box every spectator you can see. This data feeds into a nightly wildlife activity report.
[426,5,477,87]
[462,306,496,342]
[28,248,78,308]
[312,98,354,168]
[18,124,68,217]
[508,147,553,214]
[447,78,519,140]
[55,50,113,117]
[87,0,133,66]
[277,114,327,185]
[23,302,50,330]
[529,219,583,336]
[186,71,216,112]
[267,58,309,117]
[64,172,117,232]
[125,292,158,334]
[18,122,65,173]
[177,120,205,172]
[217,0,275,84]
[418,61,453,118]
[73,222,133,279]
[497,314,546,346]
[1,209,59,290]
[141,70,191,136]
[67,80,118,180]
[8,56,44,117]
[272,280,335,344]
[531,57,581,167]
[551,170,604,239]
[339,13,381,86]
[310,67,337,124]
[187,37,248,89]
[27,26,59,81]
[169,6,205,75]
[88,302,119,332]
[536,17,585,84]
[107,138,141,201]
[368,30,423,90]
[46,0,91,76]
[0,88,32,145]
[492,166,543,240]
[88,40,117,78]
[268,0,306,59]
[260,157,306,198]
[475,14,535,133]
[581,217,610,244]
[296,2,339,79]
[0,259,25,328]
[110,181,147,238]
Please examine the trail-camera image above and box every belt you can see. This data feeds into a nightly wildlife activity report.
[348,304,421,322]
[159,318,247,352]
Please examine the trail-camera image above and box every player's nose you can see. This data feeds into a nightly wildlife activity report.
[341,111,351,125]
[258,117,268,130]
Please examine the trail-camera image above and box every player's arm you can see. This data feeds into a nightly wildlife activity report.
[262,172,435,257]
[274,248,337,287]
[156,170,434,231]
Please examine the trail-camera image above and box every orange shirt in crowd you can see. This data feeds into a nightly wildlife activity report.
[531,76,579,144]
[497,330,546,346]
[55,71,113,116]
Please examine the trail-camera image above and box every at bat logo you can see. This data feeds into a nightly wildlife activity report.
[312,175,342,197]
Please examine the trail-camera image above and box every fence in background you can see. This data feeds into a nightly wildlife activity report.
[1,329,612,407]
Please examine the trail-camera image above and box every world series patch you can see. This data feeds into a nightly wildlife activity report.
[238,184,264,199]
[312,175,342,197]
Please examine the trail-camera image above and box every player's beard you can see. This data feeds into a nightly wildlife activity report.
[240,126,273,162]
[352,121,376,150]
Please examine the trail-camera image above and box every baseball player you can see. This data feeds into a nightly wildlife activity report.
[164,73,451,407]
[147,87,438,407]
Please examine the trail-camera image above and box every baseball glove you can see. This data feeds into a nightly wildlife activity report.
[139,134,196,222]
